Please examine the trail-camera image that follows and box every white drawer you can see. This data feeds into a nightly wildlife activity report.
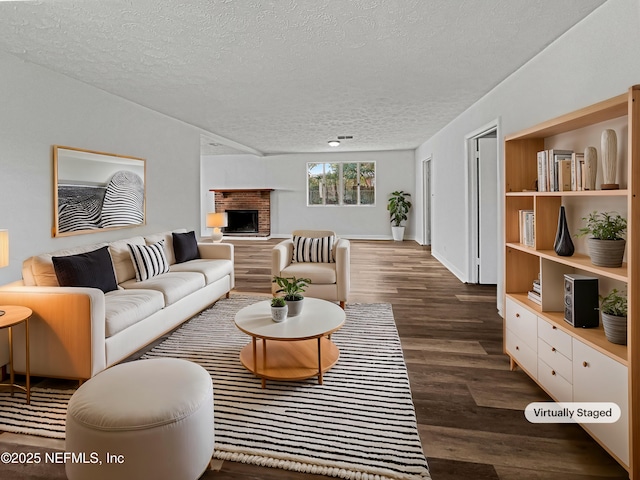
[537,317,572,359]
[506,328,537,378]
[573,339,629,466]
[538,358,572,402]
[538,338,572,383]
[505,298,537,351]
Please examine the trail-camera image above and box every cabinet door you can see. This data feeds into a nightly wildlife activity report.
[505,298,537,350]
[573,339,629,466]
[506,329,537,377]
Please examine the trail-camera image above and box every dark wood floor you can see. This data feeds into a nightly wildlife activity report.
[0,239,629,480]
[216,239,629,480]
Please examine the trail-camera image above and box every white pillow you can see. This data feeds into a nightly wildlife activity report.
[127,240,170,281]
[292,235,335,263]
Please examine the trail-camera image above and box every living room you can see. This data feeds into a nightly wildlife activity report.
[1,1,639,479]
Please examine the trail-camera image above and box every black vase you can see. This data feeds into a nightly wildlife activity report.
[554,206,574,256]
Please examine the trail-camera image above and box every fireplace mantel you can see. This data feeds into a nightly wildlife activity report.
[209,188,274,193]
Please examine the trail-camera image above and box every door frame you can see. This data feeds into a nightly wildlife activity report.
[422,156,432,246]
[465,119,501,284]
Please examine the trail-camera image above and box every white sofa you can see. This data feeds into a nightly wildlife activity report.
[0,230,234,381]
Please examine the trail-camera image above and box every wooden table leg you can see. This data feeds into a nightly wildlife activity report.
[262,339,267,389]
[317,337,323,385]
[25,317,30,405]
[8,326,14,397]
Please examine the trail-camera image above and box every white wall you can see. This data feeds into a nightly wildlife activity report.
[201,150,415,238]
[0,51,204,284]
[414,0,640,308]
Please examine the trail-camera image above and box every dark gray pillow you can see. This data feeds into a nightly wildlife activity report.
[52,246,118,293]
[172,231,200,264]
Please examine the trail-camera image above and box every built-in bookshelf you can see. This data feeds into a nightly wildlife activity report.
[504,86,639,478]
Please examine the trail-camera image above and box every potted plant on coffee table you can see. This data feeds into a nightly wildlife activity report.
[577,211,627,267]
[272,275,311,317]
[270,296,288,323]
[600,288,627,345]
[387,190,412,241]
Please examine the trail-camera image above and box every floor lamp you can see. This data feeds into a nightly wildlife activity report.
[206,213,228,243]
[0,230,8,316]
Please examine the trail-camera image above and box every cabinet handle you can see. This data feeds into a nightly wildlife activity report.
[552,370,556,376]
[515,313,520,318]
[551,347,556,352]
[552,326,557,330]
[516,346,520,350]
[583,361,589,368]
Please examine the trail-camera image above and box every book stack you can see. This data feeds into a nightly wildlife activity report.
[537,149,573,192]
[528,275,542,305]
[519,210,535,247]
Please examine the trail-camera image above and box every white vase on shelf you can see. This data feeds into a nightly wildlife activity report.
[601,129,619,190]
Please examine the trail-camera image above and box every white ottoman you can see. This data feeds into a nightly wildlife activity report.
[65,358,214,480]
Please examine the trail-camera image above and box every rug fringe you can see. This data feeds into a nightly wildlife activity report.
[214,450,430,480]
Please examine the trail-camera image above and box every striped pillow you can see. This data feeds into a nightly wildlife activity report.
[128,240,170,281]
[292,235,335,263]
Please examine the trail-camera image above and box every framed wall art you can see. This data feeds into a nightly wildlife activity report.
[53,146,146,237]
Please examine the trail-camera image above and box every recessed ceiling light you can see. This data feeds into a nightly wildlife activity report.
[328,140,340,147]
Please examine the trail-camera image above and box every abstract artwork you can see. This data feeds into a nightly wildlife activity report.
[53,146,146,237]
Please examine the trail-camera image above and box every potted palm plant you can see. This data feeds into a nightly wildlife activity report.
[272,275,311,316]
[387,190,412,241]
[577,211,627,267]
[600,288,627,345]
[270,296,288,322]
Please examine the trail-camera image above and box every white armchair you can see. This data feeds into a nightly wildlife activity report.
[272,230,350,309]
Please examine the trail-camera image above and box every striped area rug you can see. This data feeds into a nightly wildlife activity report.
[0,295,430,480]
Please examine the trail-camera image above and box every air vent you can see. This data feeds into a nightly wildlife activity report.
[337,136,353,140]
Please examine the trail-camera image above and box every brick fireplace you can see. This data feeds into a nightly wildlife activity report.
[212,189,273,236]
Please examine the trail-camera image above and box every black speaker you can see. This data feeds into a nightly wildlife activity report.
[564,274,599,328]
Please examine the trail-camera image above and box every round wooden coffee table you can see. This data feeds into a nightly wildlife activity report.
[234,298,345,388]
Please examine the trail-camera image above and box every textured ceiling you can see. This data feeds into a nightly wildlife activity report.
[0,0,607,155]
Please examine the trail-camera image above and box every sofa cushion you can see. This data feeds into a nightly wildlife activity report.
[170,259,233,285]
[144,229,187,265]
[172,231,200,264]
[24,242,109,287]
[119,272,205,306]
[108,236,146,284]
[128,241,170,282]
[52,246,119,293]
[104,289,165,338]
[281,262,337,284]
[292,235,335,263]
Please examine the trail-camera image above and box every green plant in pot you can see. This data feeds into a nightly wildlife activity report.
[272,275,311,317]
[577,211,627,267]
[387,190,412,241]
[600,288,627,345]
[270,296,288,322]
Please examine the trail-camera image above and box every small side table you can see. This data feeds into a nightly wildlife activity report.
[0,305,32,404]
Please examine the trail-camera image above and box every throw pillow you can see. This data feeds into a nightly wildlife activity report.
[52,246,118,293]
[128,240,170,282]
[292,235,335,263]
[172,231,200,263]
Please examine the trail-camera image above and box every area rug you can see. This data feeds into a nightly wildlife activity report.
[0,295,430,480]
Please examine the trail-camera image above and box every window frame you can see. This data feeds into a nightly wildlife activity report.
[306,161,376,207]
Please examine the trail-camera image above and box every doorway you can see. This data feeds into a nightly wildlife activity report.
[422,157,432,246]
[468,126,498,284]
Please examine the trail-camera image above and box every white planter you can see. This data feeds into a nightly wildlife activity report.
[391,226,405,241]
[271,305,288,322]
[286,298,304,317]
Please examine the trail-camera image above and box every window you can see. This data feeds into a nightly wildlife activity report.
[307,162,375,206]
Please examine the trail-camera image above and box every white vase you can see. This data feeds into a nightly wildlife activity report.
[583,146,597,191]
[601,129,619,189]
[391,226,405,241]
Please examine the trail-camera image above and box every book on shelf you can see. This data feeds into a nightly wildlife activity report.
[519,209,535,247]
[571,152,585,191]
[532,278,541,294]
[537,149,572,192]
[557,158,572,191]
[527,290,542,305]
